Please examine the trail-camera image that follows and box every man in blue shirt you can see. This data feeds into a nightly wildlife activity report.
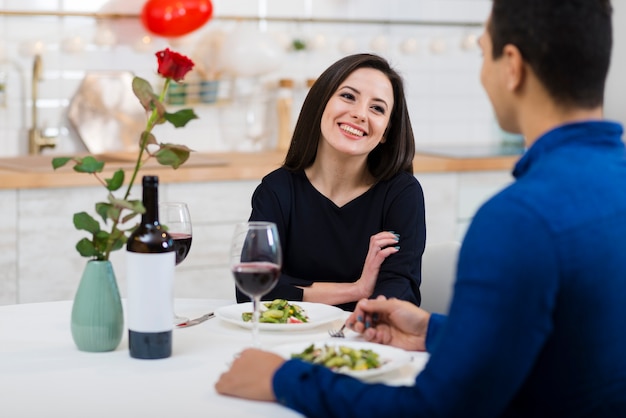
[215,0,626,416]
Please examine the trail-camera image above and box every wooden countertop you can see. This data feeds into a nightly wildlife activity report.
[0,150,520,190]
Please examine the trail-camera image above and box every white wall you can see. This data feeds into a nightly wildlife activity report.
[0,0,498,158]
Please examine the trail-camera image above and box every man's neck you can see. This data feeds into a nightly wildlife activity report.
[519,102,604,148]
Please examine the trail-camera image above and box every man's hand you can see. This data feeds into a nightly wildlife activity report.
[215,348,285,401]
[347,296,431,351]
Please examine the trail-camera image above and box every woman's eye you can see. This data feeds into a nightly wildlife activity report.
[372,105,385,114]
[340,92,355,101]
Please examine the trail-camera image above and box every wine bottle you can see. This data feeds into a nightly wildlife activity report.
[126,175,175,359]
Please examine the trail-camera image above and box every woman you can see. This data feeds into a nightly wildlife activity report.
[237,53,425,311]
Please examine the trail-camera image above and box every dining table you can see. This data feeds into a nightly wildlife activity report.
[0,298,429,418]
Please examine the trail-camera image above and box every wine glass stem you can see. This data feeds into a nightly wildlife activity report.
[172,267,188,325]
[252,296,261,347]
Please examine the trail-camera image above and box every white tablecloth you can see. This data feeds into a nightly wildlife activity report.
[0,299,428,418]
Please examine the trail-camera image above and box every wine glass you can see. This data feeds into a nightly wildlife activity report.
[159,201,193,325]
[229,222,282,347]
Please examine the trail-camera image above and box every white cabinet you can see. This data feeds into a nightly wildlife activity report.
[456,171,514,240]
[0,189,17,305]
[419,170,514,244]
[419,172,458,244]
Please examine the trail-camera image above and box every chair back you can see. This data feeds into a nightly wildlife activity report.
[420,241,461,314]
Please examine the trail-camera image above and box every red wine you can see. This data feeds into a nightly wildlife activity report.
[126,176,175,360]
[170,233,192,265]
[232,262,280,297]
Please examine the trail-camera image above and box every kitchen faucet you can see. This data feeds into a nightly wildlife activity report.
[28,54,56,154]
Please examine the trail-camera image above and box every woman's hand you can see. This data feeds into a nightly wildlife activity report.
[215,349,285,401]
[348,296,431,351]
[354,231,401,298]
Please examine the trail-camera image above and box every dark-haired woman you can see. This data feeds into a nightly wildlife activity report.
[236,53,425,311]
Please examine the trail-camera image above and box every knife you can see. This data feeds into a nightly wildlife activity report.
[176,312,215,328]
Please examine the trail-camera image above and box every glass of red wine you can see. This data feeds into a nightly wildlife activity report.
[229,221,282,347]
[159,201,193,325]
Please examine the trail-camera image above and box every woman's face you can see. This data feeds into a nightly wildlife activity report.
[319,67,394,159]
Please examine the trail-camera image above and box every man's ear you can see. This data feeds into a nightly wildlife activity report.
[502,44,525,92]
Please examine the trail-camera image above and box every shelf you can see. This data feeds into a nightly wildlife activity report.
[0,11,483,28]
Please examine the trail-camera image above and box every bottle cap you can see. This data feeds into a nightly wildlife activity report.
[142,175,159,185]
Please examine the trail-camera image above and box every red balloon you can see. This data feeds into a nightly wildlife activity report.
[141,0,213,38]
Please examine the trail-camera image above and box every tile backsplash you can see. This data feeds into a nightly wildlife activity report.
[0,0,501,158]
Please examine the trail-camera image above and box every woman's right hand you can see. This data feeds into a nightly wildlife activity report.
[355,231,400,298]
[348,296,430,351]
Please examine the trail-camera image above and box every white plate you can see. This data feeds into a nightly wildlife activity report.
[271,340,412,379]
[214,301,346,331]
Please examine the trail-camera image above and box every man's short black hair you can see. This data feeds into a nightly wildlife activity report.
[489,0,613,108]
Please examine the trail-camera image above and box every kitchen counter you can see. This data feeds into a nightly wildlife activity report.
[0,149,521,190]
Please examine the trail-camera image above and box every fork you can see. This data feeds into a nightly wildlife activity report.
[328,323,346,338]
[176,312,214,328]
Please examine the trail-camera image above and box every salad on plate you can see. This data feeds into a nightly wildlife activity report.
[242,299,309,324]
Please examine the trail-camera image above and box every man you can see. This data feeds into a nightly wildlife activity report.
[216,1,626,416]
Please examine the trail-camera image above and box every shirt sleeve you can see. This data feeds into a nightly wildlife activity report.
[371,174,426,305]
[273,359,430,418]
[424,313,446,352]
[271,193,558,417]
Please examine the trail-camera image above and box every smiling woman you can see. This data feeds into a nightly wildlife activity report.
[237,53,426,312]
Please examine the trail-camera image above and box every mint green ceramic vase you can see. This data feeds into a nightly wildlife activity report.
[71,260,124,352]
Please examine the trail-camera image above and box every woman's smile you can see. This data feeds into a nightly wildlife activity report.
[339,122,367,138]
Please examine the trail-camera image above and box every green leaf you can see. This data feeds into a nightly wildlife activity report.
[73,156,105,173]
[51,157,72,170]
[121,211,141,224]
[164,108,198,128]
[95,230,110,242]
[109,228,127,252]
[95,202,112,223]
[110,238,126,252]
[119,200,145,223]
[139,131,157,148]
[132,76,155,110]
[128,200,145,215]
[105,169,125,191]
[106,205,121,222]
[109,196,137,211]
[93,231,110,255]
[110,228,125,240]
[292,38,307,51]
[73,212,101,234]
[155,143,192,169]
[76,238,100,258]
[154,148,180,168]
[133,77,167,122]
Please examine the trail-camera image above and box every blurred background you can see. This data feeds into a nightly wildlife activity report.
[0,0,499,157]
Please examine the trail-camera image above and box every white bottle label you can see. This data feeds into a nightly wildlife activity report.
[126,251,175,333]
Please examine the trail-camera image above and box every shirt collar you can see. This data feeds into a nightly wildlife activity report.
[512,120,624,178]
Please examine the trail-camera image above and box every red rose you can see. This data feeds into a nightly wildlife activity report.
[155,48,195,82]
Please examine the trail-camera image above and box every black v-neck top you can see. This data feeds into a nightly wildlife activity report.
[237,167,426,311]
